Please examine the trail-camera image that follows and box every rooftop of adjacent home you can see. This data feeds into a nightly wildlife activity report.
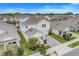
[23,16,45,25]
[0,23,20,42]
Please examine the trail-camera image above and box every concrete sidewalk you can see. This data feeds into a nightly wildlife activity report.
[48,38,79,56]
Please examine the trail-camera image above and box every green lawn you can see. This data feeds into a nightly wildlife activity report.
[71,31,79,34]
[49,32,77,43]
[17,30,31,55]
[68,41,79,48]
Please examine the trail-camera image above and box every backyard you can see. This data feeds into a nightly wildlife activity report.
[68,41,79,48]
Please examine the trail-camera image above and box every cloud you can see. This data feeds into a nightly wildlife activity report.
[71,3,79,5]
[0,8,26,13]
[0,4,73,13]
[37,8,71,13]
[28,5,73,13]
[36,4,79,14]
[0,3,79,14]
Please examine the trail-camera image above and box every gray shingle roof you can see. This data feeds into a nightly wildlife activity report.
[25,28,41,37]
[0,23,19,42]
[50,19,78,31]
[23,16,44,25]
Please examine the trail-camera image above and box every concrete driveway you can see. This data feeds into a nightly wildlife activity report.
[46,36,61,47]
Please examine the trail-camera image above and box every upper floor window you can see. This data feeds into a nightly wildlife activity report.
[42,24,46,28]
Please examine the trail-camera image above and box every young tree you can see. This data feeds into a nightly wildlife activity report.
[38,44,50,55]
[65,34,70,40]
[27,38,39,51]
[62,33,66,39]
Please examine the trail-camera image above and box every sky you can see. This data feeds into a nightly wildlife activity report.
[0,3,79,14]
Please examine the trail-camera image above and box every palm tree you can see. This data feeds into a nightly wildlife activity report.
[27,38,39,51]
[16,48,24,56]
[38,44,50,55]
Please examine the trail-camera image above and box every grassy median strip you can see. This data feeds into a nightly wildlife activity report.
[17,30,31,55]
[68,41,79,48]
[49,32,76,43]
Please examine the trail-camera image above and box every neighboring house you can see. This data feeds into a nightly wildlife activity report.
[19,16,50,43]
[74,22,79,31]
[0,15,15,22]
[44,15,56,21]
[0,23,20,50]
[70,22,79,31]
[14,14,29,22]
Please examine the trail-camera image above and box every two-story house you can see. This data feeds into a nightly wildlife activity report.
[19,16,50,43]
